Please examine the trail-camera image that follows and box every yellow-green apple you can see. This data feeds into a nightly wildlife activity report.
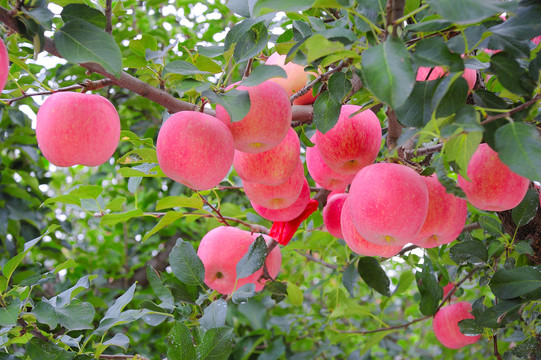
[243,159,304,209]
[346,163,429,247]
[316,105,381,175]
[265,52,317,105]
[416,66,477,90]
[36,92,120,167]
[215,80,291,153]
[251,179,310,221]
[322,193,348,238]
[156,111,234,191]
[0,38,8,92]
[433,302,481,349]
[340,198,403,257]
[234,127,300,185]
[411,174,468,249]
[197,226,281,295]
[457,143,529,211]
[306,134,355,191]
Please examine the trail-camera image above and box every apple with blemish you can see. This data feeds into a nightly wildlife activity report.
[322,193,348,239]
[36,92,120,167]
[156,111,234,191]
[234,127,300,186]
[347,163,429,247]
[411,174,468,249]
[197,226,281,295]
[433,302,481,349]
[251,180,310,222]
[215,80,292,153]
[457,143,529,211]
[316,105,382,176]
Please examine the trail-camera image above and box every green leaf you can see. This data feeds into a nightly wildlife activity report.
[143,211,183,241]
[394,271,415,296]
[56,300,95,331]
[52,275,97,307]
[169,239,205,287]
[357,257,391,297]
[94,283,137,334]
[512,190,539,227]
[444,131,483,177]
[202,88,251,123]
[239,65,287,87]
[479,216,503,236]
[515,242,534,256]
[61,4,107,28]
[200,299,228,330]
[167,322,196,360]
[342,262,359,297]
[361,36,415,109]
[0,298,21,327]
[163,60,211,77]
[193,54,222,74]
[54,20,122,77]
[417,256,443,316]
[494,122,541,182]
[425,0,505,25]
[232,283,256,304]
[146,266,174,310]
[264,281,288,303]
[457,318,483,336]
[233,22,268,63]
[476,299,523,328]
[395,80,437,127]
[100,209,144,226]
[414,37,463,72]
[120,130,154,147]
[489,266,541,300]
[156,196,204,211]
[236,235,267,279]
[303,35,345,63]
[103,333,130,351]
[42,185,103,207]
[449,239,488,264]
[432,155,466,198]
[287,282,304,306]
[32,301,58,329]
[491,4,541,41]
[328,71,351,102]
[196,327,233,360]
[26,338,75,360]
[253,0,315,15]
[117,148,157,165]
[129,34,158,57]
[359,331,391,357]
[406,19,453,33]
[312,91,341,134]
[490,54,533,96]
[431,74,468,118]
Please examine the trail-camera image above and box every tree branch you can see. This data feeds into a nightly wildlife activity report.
[105,0,113,34]
[404,144,443,159]
[480,94,541,125]
[295,250,339,270]
[197,192,230,226]
[289,60,349,104]
[386,108,402,150]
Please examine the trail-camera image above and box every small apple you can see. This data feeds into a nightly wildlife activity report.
[316,105,381,175]
[433,302,481,349]
[36,92,120,167]
[156,111,234,191]
[233,127,300,186]
[215,80,292,153]
[457,143,529,211]
[251,179,310,222]
[197,226,281,295]
[322,193,348,239]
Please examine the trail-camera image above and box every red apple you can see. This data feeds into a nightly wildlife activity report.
[316,105,381,175]
[251,179,310,222]
[433,302,481,349]
[347,163,429,247]
[322,193,348,238]
[306,134,355,191]
[0,38,8,92]
[233,127,300,186]
[265,52,317,105]
[215,80,292,153]
[340,198,403,257]
[411,174,468,249]
[457,143,529,211]
[197,226,281,295]
[156,111,234,191]
[243,158,304,209]
[36,92,120,167]
[416,66,476,90]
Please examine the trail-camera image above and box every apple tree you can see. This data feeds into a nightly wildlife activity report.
[0,0,540,359]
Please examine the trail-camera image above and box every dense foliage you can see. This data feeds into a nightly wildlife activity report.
[1,0,541,359]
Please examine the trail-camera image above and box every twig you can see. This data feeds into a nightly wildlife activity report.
[384,0,406,39]
[295,250,339,270]
[462,222,481,233]
[404,144,443,159]
[105,0,113,34]
[243,58,254,79]
[480,94,541,125]
[197,192,230,226]
[4,79,113,105]
[18,319,48,341]
[289,60,349,104]
[493,334,503,360]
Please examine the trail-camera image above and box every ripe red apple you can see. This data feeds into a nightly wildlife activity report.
[316,105,381,175]
[433,301,481,349]
[156,111,234,191]
[243,158,304,209]
[347,163,429,247]
[197,226,281,295]
[265,52,317,105]
[322,193,348,239]
[251,179,310,222]
[215,80,292,153]
[411,174,468,249]
[340,198,403,257]
[233,127,300,186]
[0,38,8,92]
[443,282,456,300]
[36,92,120,167]
[416,66,476,90]
[457,143,529,211]
[306,134,355,191]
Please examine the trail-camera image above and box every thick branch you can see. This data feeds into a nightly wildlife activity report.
[386,108,402,150]
[105,0,113,34]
